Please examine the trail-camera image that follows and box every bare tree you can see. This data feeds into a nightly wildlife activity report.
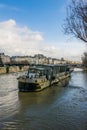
[64,0,87,43]
[64,0,87,67]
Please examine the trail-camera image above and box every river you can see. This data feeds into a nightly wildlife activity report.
[0,69,87,130]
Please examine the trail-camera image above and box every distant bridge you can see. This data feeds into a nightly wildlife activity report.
[68,64,85,69]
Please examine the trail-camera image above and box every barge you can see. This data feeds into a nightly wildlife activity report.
[17,64,71,92]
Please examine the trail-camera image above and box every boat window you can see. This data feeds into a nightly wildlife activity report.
[28,68,45,78]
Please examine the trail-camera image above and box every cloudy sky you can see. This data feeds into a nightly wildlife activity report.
[0,0,86,61]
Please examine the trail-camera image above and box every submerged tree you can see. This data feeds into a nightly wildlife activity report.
[82,52,87,66]
[64,0,87,43]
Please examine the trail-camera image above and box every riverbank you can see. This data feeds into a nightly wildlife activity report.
[0,66,29,74]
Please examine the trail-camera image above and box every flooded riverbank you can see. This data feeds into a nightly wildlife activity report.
[0,70,87,130]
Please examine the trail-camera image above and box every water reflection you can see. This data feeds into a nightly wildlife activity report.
[18,86,63,105]
[69,71,87,89]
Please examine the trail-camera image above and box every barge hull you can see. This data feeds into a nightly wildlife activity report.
[18,73,70,92]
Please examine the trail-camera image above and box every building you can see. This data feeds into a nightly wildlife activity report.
[34,54,48,64]
[0,53,69,66]
[0,53,11,65]
[11,56,36,65]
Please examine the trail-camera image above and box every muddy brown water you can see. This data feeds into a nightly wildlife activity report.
[0,70,87,130]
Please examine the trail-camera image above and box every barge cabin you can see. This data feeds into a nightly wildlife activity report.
[18,64,71,92]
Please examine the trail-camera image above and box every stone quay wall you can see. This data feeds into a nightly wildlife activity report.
[0,67,7,74]
[0,66,29,74]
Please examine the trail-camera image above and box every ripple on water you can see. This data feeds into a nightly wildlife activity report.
[0,74,19,120]
[0,72,87,130]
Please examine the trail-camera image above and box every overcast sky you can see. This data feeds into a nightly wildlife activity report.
[0,0,86,61]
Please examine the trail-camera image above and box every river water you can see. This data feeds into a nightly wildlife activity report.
[0,69,87,130]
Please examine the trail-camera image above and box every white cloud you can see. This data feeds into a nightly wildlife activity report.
[0,19,85,61]
[0,19,44,56]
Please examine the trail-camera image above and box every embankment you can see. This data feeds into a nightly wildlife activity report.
[0,66,29,74]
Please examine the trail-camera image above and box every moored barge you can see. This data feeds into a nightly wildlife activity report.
[17,64,71,92]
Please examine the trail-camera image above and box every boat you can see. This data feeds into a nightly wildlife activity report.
[17,64,71,92]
